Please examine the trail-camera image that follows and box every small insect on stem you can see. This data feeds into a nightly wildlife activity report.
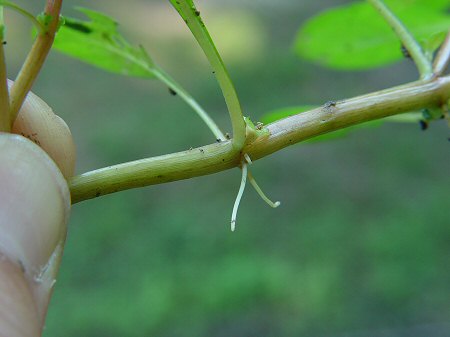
[168,87,177,96]
[324,101,337,109]
[419,120,428,130]
[401,44,411,59]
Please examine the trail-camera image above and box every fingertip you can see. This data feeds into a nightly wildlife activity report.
[0,133,70,325]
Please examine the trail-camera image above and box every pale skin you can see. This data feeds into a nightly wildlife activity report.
[0,83,74,337]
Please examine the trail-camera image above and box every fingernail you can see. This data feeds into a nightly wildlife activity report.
[0,133,70,320]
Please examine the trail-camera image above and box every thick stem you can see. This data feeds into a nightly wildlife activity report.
[69,76,450,203]
[433,31,450,77]
[368,0,432,79]
[9,0,62,125]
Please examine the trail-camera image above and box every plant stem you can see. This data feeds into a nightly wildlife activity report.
[368,0,432,79]
[169,0,246,149]
[0,6,9,132]
[0,1,43,31]
[69,76,450,203]
[433,31,450,77]
[9,0,62,125]
[153,67,226,141]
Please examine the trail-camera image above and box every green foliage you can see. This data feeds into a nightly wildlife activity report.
[54,8,156,78]
[294,0,450,69]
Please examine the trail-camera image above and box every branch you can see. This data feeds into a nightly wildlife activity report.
[69,76,450,203]
[9,0,62,124]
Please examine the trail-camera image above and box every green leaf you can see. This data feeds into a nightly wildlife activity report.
[294,0,450,70]
[53,7,156,78]
[261,105,316,124]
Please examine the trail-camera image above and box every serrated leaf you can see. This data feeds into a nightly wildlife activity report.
[294,0,450,70]
[53,7,156,78]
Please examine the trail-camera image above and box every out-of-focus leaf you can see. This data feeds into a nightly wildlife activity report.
[53,7,155,78]
[294,0,450,70]
[385,112,422,122]
[261,105,316,124]
[262,107,425,143]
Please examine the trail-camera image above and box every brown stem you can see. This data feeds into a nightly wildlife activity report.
[9,0,63,125]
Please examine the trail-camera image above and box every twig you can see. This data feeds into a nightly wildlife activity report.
[433,31,450,77]
[69,76,450,203]
[9,0,63,125]
[368,0,432,79]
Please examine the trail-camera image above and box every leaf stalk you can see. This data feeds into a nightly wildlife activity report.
[9,0,63,125]
[367,0,432,79]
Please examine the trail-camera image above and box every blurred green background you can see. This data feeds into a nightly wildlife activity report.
[7,0,450,336]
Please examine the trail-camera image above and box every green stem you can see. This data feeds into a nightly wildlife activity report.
[153,67,226,141]
[169,0,246,149]
[367,0,432,79]
[9,0,62,125]
[69,76,450,203]
[0,1,43,32]
[433,30,450,77]
[0,6,9,132]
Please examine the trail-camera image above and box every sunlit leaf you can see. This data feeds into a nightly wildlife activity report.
[53,7,156,78]
[294,0,450,70]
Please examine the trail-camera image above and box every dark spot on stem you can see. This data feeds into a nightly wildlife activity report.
[419,120,428,130]
[324,101,336,109]
[195,10,200,16]
[95,191,101,197]
[157,175,163,179]
[2,41,6,45]
[400,44,411,59]
[168,87,177,96]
